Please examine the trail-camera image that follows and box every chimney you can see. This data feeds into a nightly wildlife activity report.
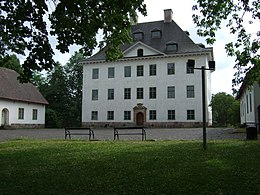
[164,9,173,23]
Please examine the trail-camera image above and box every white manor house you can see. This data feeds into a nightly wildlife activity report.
[81,9,215,128]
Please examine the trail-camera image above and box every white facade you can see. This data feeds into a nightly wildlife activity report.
[81,12,214,128]
[239,82,260,125]
[82,53,213,127]
[0,99,46,128]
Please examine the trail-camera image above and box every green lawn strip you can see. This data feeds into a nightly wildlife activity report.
[0,140,259,194]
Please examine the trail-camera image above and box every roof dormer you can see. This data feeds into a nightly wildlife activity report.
[133,29,143,41]
[166,41,178,52]
[151,28,161,39]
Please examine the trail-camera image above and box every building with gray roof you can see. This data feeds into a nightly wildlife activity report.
[0,67,48,129]
[81,9,215,128]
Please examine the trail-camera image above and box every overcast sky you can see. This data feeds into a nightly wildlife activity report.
[52,0,244,95]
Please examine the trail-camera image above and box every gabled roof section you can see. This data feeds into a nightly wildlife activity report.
[84,20,213,63]
[123,41,166,58]
[0,67,48,105]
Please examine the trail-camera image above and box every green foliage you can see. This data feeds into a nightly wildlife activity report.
[210,92,240,127]
[40,62,70,127]
[39,51,85,128]
[0,0,146,82]
[192,0,260,91]
[64,51,85,127]
[0,54,22,74]
[0,140,259,194]
[45,108,59,128]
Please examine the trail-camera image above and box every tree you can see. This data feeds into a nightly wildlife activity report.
[40,62,70,127]
[192,0,260,92]
[64,51,85,127]
[0,0,146,83]
[210,92,240,127]
[39,52,85,128]
[0,54,22,74]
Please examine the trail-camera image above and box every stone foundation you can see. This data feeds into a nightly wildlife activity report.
[10,123,45,129]
[82,122,207,128]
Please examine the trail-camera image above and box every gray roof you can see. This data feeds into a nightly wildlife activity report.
[0,67,48,105]
[85,20,212,62]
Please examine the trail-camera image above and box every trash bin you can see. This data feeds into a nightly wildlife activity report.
[246,126,258,140]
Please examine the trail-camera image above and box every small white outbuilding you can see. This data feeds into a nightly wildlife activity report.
[0,67,48,129]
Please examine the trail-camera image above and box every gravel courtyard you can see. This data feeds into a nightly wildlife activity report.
[0,127,246,142]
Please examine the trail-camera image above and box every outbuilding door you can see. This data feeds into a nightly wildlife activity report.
[1,108,9,126]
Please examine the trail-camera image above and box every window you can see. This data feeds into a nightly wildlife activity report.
[151,30,161,39]
[166,43,178,52]
[32,109,37,120]
[137,65,144,76]
[149,110,157,120]
[137,88,144,99]
[108,89,114,100]
[91,111,98,120]
[246,94,249,113]
[137,49,143,57]
[124,88,131,99]
[187,62,194,74]
[92,89,98,100]
[168,110,175,120]
[187,110,195,120]
[124,66,131,77]
[149,87,156,99]
[167,63,175,75]
[107,111,114,120]
[92,68,99,79]
[18,108,24,120]
[133,32,143,40]
[149,64,156,76]
[108,67,115,78]
[124,111,131,120]
[167,86,175,98]
[249,93,252,112]
[187,85,194,98]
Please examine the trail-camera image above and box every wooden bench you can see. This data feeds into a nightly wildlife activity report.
[114,127,146,141]
[65,127,95,140]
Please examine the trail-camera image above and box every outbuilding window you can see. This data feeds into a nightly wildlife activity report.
[32,109,38,120]
[18,108,24,120]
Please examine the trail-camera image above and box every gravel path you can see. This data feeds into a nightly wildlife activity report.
[0,128,246,142]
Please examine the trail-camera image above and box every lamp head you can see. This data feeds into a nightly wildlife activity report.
[208,61,215,71]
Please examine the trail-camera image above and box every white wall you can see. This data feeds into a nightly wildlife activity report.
[253,82,260,123]
[240,85,256,124]
[0,99,45,126]
[124,44,161,57]
[82,54,212,124]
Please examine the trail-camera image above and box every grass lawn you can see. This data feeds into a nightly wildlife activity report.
[0,139,259,194]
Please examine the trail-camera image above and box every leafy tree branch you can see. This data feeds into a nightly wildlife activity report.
[0,0,146,82]
[192,0,260,93]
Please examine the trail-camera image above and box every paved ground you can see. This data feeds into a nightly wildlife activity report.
[0,127,246,142]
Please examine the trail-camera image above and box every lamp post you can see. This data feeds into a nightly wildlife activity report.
[187,60,215,150]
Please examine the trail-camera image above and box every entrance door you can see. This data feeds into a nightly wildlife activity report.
[1,109,9,126]
[136,112,144,126]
